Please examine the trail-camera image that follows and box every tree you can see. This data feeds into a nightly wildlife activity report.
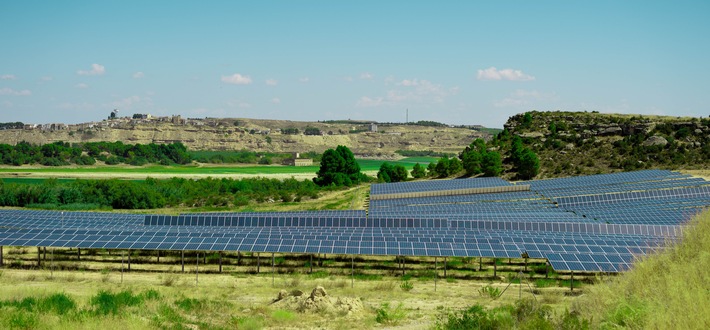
[411,163,426,179]
[377,163,408,183]
[313,145,364,186]
[481,151,502,177]
[516,149,540,180]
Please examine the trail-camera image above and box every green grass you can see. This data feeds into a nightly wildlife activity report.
[576,209,710,329]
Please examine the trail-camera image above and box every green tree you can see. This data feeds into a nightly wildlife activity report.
[481,151,503,177]
[517,149,540,180]
[313,145,364,186]
[411,163,426,179]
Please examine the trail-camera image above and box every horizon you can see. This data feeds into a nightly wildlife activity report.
[2,1,709,128]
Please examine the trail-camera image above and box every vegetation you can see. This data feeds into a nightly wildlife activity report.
[395,149,452,158]
[190,150,292,164]
[0,122,24,130]
[410,163,427,179]
[376,162,408,183]
[0,176,324,209]
[459,138,503,177]
[0,141,191,166]
[313,145,367,187]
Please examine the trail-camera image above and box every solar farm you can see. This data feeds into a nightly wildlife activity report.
[0,169,708,275]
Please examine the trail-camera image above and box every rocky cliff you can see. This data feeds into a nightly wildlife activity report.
[503,111,710,177]
[0,118,489,157]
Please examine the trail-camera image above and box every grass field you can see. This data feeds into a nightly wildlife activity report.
[0,157,437,182]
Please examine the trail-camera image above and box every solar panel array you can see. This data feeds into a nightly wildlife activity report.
[0,169,708,274]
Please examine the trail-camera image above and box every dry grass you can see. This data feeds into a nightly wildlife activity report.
[574,208,710,329]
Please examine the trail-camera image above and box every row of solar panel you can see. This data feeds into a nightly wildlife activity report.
[554,186,710,206]
[144,215,448,228]
[370,176,511,195]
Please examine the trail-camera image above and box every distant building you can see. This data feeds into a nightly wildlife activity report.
[369,123,378,132]
[284,152,313,166]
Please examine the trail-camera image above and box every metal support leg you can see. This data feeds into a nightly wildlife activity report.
[351,256,354,288]
[181,250,185,273]
[196,252,199,287]
[219,251,222,273]
[310,254,313,274]
[127,250,131,271]
[271,253,275,287]
[493,260,497,278]
[257,253,260,273]
[77,248,80,261]
[0,246,3,267]
[37,247,41,267]
[434,257,437,292]
[444,257,447,277]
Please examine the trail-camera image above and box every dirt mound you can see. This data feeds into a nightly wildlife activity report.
[271,286,364,316]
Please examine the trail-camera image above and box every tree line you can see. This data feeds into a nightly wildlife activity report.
[0,141,191,166]
[0,176,324,210]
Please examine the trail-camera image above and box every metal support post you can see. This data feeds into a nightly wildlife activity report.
[196,252,199,286]
[219,251,222,273]
[77,248,80,261]
[434,257,437,292]
[37,247,41,267]
[444,257,447,277]
[121,251,124,284]
[310,254,313,274]
[127,250,131,271]
[181,250,185,273]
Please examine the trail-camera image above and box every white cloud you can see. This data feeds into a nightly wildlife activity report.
[77,63,106,76]
[360,72,373,80]
[221,73,252,85]
[265,79,278,86]
[477,66,535,81]
[356,96,385,107]
[133,71,145,79]
[299,77,310,83]
[1,74,16,80]
[399,79,419,86]
[0,87,31,96]
[75,83,89,89]
[357,77,456,108]
[271,97,281,104]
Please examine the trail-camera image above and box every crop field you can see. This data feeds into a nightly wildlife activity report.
[0,157,437,182]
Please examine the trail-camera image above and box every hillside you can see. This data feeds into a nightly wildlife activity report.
[0,118,490,158]
[503,111,710,178]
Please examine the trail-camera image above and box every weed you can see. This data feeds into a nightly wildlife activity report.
[372,281,395,291]
[399,281,413,292]
[90,290,145,315]
[535,278,557,288]
[478,285,501,298]
[174,297,203,312]
[8,310,39,330]
[160,273,178,286]
[271,309,295,322]
[375,302,407,325]
[232,315,264,330]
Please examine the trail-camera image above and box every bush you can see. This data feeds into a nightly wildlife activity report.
[399,280,414,292]
[375,302,407,325]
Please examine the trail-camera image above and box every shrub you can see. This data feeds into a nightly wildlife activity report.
[399,280,413,292]
[375,302,407,325]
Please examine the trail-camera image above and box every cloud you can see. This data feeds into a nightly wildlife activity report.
[265,79,277,86]
[271,97,281,104]
[360,72,373,80]
[75,83,89,89]
[494,89,556,107]
[356,96,385,107]
[77,63,106,76]
[133,72,144,79]
[356,77,457,108]
[477,67,535,81]
[1,74,16,80]
[221,73,252,85]
[343,76,354,82]
[299,77,310,83]
[0,88,31,96]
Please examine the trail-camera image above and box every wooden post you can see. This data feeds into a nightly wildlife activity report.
[237,252,241,266]
[257,253,260,273]
[43,247,47,260]
[271,253,275,287]
[77,248,80,261]
[219,252,223,273]
[570,271,574,292]
[524,257,528,272]
[37,247,41,267]
[444,257,447,277]
[203,253,206,265]
[0,246,3,267]
[181,250,185,273]
[156,250,160,263]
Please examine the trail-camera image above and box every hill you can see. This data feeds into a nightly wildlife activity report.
[0,117,490,158]
[503,111,710,178]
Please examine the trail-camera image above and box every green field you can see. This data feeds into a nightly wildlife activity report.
[0,157,437,181]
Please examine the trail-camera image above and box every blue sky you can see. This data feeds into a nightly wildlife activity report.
[1,1,708,128]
